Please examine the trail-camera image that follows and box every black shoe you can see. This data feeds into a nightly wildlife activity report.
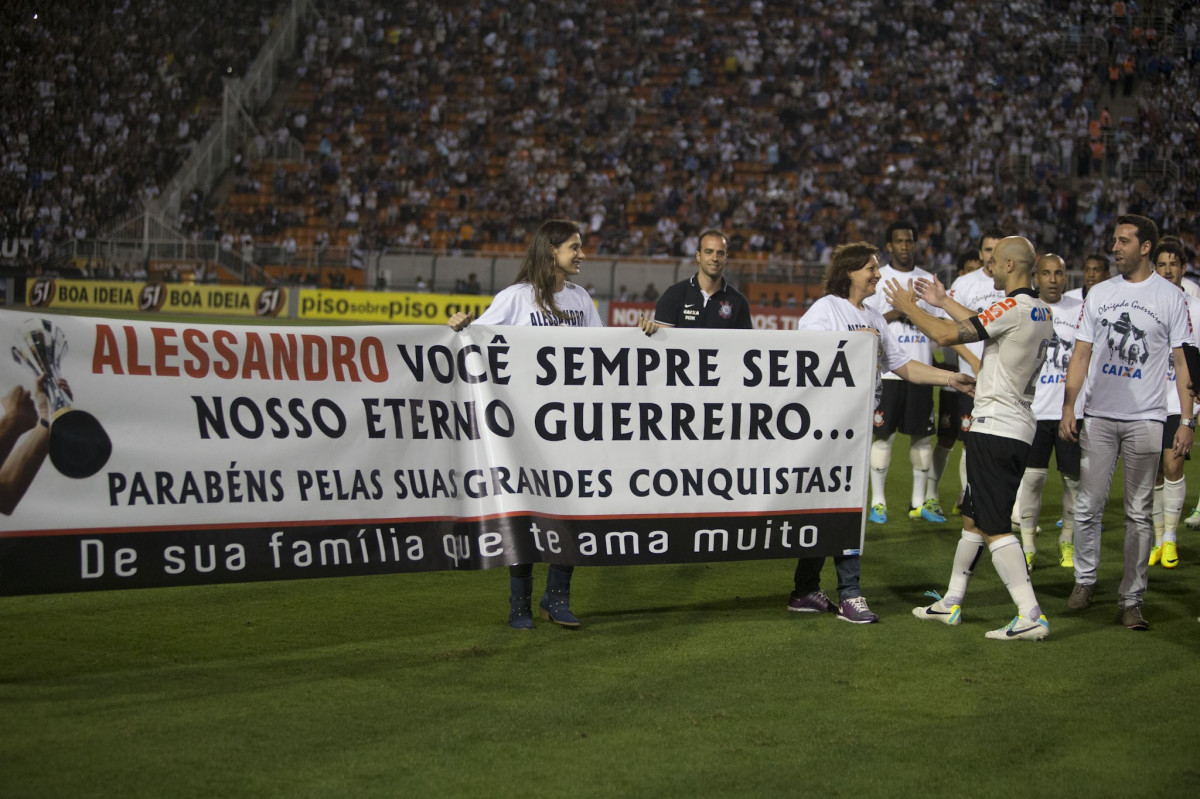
[539,566,580,627]
[508,576,534,630]
[1121,604,1149,631]
[1066,582,1094,610]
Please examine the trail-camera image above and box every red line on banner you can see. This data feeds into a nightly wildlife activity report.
[0,506,863,538]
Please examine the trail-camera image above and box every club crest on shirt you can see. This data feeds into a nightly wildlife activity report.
[873,409,885,428]
[719,301,733,319]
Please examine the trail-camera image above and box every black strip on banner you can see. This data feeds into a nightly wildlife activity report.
[0,511,863,595]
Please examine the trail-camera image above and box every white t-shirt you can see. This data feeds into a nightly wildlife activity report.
[476,281,604,328]
[797,294,910,409]
[1076,272,1191,422]
[1031,295,1084,420]
[1183,277,1200,300]
[969,290,1054,443]
[1165,292,1200,414]
[1063,287,1084,302]
[948,267,1006,379]
[863,264,941,380]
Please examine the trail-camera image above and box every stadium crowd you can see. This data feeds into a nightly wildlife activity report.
[1,0,1198,276]
[0,0,278,266]
[228,0,1200,269]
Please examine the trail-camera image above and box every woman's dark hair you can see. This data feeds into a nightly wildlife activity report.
[824,242,879,299]
[515,219,582,318]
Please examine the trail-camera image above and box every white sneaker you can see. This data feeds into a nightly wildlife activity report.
[985,614,1050,641]
[912,590,961,625]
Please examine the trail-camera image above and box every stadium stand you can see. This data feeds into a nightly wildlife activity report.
[0,0,279,273]
[2,0,1197,288]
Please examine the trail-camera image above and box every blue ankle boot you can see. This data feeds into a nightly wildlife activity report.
[538,566,580,627]
[508,576,533,629]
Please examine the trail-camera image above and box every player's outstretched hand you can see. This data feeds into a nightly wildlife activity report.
[913,275,948,307]
[881,278,917,315]
[947,372,976,397]
[447,312,473,331]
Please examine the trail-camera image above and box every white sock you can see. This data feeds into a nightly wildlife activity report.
[1060,476,1079,543]
[929,443,953,501]
[870,436,893,507]
[1153,483,1165,546]
[1165,477,1185,543]
[990,536,1041,620]
[1019,468,1048,554]
[944,530,985,606]
[910,436,932,509]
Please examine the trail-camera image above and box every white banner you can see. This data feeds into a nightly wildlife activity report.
[0,310,874,594]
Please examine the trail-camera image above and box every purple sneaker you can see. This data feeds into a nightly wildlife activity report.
[836,596,879,624]
[787,590,836,613]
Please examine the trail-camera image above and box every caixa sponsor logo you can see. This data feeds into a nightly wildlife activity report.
[28,278,55,307]
[256,287,286,317]
[1101,363,1142,378]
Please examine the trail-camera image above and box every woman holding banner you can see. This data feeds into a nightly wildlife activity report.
[449,219,657,629]
[789,242,974,623]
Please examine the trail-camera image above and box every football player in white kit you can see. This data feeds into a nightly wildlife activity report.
[862,221,947,524]
[1148,236,1200,570]
[1014,254,1084,569]
[886,236,1055,641]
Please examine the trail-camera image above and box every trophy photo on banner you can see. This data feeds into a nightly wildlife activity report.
[11,318,112,479]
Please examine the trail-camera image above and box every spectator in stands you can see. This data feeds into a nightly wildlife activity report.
[1,1,275,260]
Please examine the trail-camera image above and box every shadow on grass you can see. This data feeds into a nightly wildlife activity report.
[583,591,784,620]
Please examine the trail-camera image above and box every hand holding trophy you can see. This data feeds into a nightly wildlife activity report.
[11,319,112,479]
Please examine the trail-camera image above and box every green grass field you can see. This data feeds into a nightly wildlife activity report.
[3,440,1199,798]
[2,308,1199,796]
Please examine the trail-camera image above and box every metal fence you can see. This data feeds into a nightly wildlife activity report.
[150,0,313,223]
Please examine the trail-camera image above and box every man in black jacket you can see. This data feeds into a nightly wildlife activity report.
[654,229,753,330]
